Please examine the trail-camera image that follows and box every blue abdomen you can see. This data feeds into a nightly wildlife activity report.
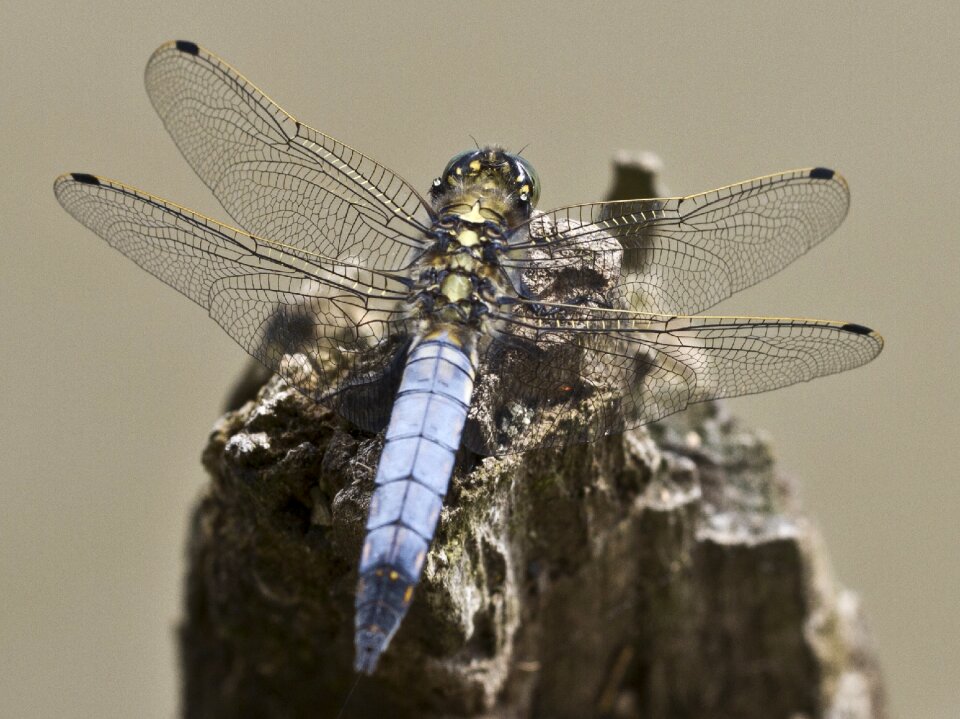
[354,330,475,673]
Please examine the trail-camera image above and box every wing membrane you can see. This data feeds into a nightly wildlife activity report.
[54,173,413,431]
[463,304,882,455]
[506,168,849,315]
[144,40,434,270]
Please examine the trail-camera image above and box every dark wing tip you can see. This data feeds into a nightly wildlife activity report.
[840,322,875,336]
[174,40,200,55]
[70,172,100,185]
[809,167,836,180]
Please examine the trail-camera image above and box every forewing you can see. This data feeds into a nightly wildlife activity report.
[144,40,433,270]
[507,168,849,315]
[463,305,882,455]
[54,173,414,432]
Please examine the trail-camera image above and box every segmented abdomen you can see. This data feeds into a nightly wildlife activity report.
[354,330,475,673]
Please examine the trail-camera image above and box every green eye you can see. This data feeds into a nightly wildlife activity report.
[516,157,541,207]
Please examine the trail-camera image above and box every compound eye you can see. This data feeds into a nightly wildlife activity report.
[515,156,541,207]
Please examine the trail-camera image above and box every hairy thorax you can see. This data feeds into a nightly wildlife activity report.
[410,194,520,344]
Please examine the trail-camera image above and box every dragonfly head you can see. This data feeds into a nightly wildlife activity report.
[430,146,540,222]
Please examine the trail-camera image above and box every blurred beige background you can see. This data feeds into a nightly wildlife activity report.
[2,2,957,717]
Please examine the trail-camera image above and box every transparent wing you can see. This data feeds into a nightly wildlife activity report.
[463,303,882,455]
[144,40,434,270]
[54,172,415,432]
[505,168,850,315]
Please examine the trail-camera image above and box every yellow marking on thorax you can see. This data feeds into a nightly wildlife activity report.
[423,328,464,345]
[441,273,473,302]
[457,228,480,247]
[458,200,486,225]
[448,252,478,272]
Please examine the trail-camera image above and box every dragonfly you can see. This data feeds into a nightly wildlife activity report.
[55,40,883,675]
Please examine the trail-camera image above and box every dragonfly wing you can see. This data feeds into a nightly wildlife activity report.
[463,305,882,455]
[54,172,414,432]
[144,40,434,270]
[506,168,849,315]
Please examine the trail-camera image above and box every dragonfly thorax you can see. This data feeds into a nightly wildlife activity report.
[412,200,511,332]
